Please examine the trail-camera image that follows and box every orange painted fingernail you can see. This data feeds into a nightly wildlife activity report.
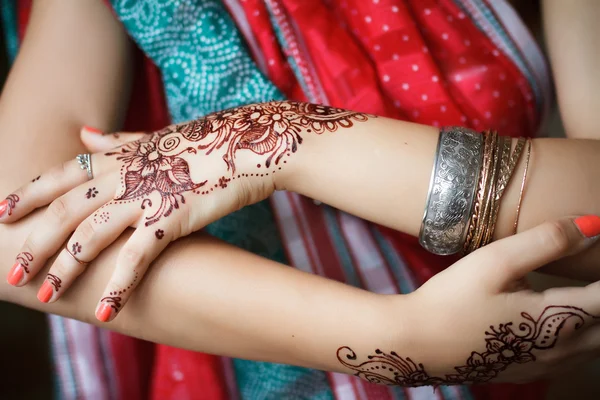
[37,281,54,303]
[96,303,113,322]
[7,263,24,286]
[82,126,104,135]
[574,215,600,238]
[0,200,8,218]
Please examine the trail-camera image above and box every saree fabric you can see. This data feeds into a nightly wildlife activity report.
[6,0,551,399]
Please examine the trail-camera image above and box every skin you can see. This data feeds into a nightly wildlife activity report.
[1,0,600,387]
[542,0,600,140]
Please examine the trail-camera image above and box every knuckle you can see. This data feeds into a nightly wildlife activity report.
[56,254,85,277]
[49,161,69,182]
[119,247,144,268]
[76,220,96,242]
[541,221,570,253]
[47,197,69,223]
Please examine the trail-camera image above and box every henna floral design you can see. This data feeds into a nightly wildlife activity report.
[15,252,33,273]
[105,102,370,226]
[71,242,82,255]
[47,274,62,291]
[86,187,99,199]
[106,133,207,226]
[155,229,164,240]
[195,102,370,172]
[337,306,598,386]
[31,175,41,183]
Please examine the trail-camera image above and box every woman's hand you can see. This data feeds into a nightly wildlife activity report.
[0,101,370,321]
[338,216,600,385]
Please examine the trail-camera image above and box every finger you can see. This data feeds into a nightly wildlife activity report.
[0,152,114,223]
[36,203,139,303]
[95,224,172,322]
[80,126,148,153]
[6,175,116,287]
[474,216,600,290]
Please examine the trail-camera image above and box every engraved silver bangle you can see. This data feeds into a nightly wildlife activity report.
[419,127,484,255]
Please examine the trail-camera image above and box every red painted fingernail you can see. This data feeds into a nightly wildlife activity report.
[96,303,113,322]
[0,200,8,218]
[574,215,600,238]
[7,263,24,286]
[82,126,104,135]
[37,281,54,303]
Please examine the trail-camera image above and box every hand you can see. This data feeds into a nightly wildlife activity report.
[338,216,600,385]
[0,101,369,321]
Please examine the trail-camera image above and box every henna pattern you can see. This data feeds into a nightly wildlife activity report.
[337,306,598,386]
[4,194,20,216]
[94,211,110,224]
[47,274,62,291]
[31,175,41,183]
[218,176,231,189]
[106,134,207,226]
[101,272,139,313]
[155,229,164,240]
[71,242,82,255]
[196,102,370,172]
[86,187,99,199]
[105,101,370,226]
[15,252,33,273]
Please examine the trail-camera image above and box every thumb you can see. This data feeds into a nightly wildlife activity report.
[80,126,148,152]
[475,215,600,289]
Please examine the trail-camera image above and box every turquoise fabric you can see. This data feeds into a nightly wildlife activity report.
[1,0,18,63]
[110,1,334,399]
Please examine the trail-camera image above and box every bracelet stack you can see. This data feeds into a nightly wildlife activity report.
[419,127,530,256]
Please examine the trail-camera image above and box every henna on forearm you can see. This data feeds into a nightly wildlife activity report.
[338,305,597,386]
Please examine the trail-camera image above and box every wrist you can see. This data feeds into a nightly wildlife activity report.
[331,293,416,375]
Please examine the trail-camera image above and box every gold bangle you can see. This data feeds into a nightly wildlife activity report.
[471,131,498,252]
[479,132,503,247]
[483,135,511,246]
[513,138,532,234]
[464,130,493,253]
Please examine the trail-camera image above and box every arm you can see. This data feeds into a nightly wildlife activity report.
[278,118,600,281]
[542,0,600,139]
[0,0,395,372]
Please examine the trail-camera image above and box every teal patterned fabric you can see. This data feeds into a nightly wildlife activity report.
[110,1,334,399]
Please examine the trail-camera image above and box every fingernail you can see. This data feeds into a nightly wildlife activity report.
[574,215,600,238]
[0,200,8,218]
[37,281,54,303]
[82,125,104,135]
[96,303,113,322]
[7,263,24,286]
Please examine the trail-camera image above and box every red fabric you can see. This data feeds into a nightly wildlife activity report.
[150,347,230,400]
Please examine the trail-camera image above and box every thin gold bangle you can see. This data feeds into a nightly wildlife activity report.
[513,138,532,235]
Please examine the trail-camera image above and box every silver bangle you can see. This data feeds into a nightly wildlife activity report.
[419,127,483,255]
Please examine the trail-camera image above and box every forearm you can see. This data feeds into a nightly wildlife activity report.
[543,0,600,139]
[2,219,396,370]
[279,115,600,280]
